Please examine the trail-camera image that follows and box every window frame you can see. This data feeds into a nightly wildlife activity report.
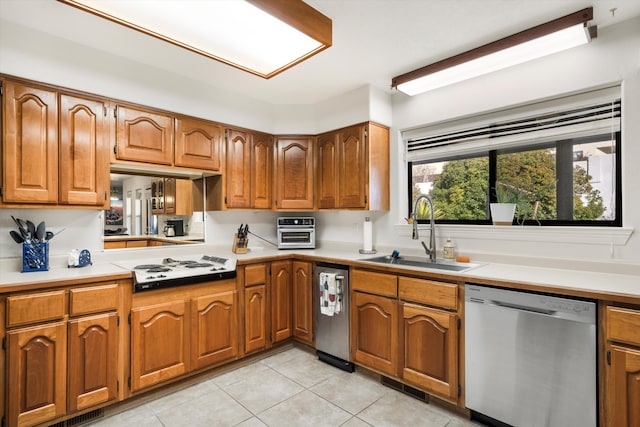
[408,129,622,226]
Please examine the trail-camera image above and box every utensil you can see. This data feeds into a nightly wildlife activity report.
[9,230,24,244]
[45,228,66,241]
[12,216,29,240]
[26,220,36,240]
[36,221,46,242]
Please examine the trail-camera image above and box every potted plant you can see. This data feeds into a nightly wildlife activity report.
[490,182,522,225]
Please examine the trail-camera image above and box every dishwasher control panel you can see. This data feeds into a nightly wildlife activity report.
[465,283,596,323]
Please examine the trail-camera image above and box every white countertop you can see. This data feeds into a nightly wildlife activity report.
[1,242,639,302]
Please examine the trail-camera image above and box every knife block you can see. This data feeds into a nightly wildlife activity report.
[232,233,249,254]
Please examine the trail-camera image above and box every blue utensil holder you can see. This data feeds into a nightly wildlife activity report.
[22,241,49,272]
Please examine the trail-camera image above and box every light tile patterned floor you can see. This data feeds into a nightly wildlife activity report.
[87,347,483,427]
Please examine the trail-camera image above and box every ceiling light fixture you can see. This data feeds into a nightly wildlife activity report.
[392,7,596,96]
[57,0,332,79]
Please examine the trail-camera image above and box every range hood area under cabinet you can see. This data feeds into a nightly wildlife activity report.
[1,74,389,212]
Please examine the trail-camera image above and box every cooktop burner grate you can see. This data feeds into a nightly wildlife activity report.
[184,262,213,268]
[134,264,165,270]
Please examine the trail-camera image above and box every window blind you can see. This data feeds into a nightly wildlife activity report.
[404,86,621,162]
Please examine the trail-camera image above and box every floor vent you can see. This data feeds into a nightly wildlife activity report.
[381,376,428,402]
[48,409,104,427]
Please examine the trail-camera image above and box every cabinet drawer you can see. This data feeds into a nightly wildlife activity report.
[352,269,397,297]
[69,283,119,316]
[399,277,457,310]
[6,290,66,327]
[245,264,267,286]
[606,306,640,346]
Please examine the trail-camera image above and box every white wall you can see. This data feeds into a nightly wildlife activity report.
[381,15,640,262]
[1,14,639,265]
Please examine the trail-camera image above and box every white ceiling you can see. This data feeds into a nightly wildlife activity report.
[1,0,639,105]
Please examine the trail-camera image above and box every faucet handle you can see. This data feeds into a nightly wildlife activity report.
[421,241,432,255]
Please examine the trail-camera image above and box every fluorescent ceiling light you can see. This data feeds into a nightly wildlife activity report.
[392,8,596,96]
[58,0,332,79]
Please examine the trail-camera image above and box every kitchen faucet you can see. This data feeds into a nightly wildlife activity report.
[412,194,436,262]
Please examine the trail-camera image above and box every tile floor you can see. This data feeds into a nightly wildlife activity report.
[87,347,483,427]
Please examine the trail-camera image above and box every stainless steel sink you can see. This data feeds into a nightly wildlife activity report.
[359,255,481,272]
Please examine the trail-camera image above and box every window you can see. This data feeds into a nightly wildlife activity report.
[406,87,621,226]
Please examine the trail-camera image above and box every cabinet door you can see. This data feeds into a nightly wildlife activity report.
[401,303,458,401]
[608,345,640,427]
[338,124,367,208]
[164,177,176,214]
[174,179,194,216]
[251,133,273,209]
[271,260,292,343]
[316,131,339,209]
[151,178,164,214]
[68,313,118,412]
[130,301,189,391]
[191,291,238,370]
[115,105,174,165]
[226,128,251,208]
[59,94,109,207]
[351,291,398,376]
[175,117,223,171]
[2,81,58,204]
[274,136,315,210]
[244,284,267,354]
[292,261,313,344]
[7,322,67,427]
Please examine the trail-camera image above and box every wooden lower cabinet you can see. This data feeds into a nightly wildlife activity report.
[7,322,67,427]
[130,300,190,391]
[401,303,458,401]
[351,291,398,376]
[292,261,313,345]
[130,280,238,392]
[191,290,238,369]
[68,313,118,412]
[244,284,267,354]
[608,345,640,426]
[271,260,292,344]
[606,305,640,426]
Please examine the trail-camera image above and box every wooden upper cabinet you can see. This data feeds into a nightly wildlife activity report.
[317,122,389,211]
[115,104,174,165]
[366,122,390,210]
[338,124,367,208]
[175,116,223,172]
[317,131,339,209]
[251,132,273,209]
[275,136,315,210]
[226,128,252,208]
[59,94,109,207]
[2,80,59,204]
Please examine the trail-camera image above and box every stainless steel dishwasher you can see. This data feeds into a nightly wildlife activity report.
[464,283,596,427]
[314,262,354,372]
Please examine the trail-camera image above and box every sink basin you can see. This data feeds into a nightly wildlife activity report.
[359,255,481,272]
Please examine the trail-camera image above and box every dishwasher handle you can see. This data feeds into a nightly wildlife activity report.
[490,300,557,316]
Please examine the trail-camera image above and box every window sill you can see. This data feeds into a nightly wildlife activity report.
[394,224,633,246]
